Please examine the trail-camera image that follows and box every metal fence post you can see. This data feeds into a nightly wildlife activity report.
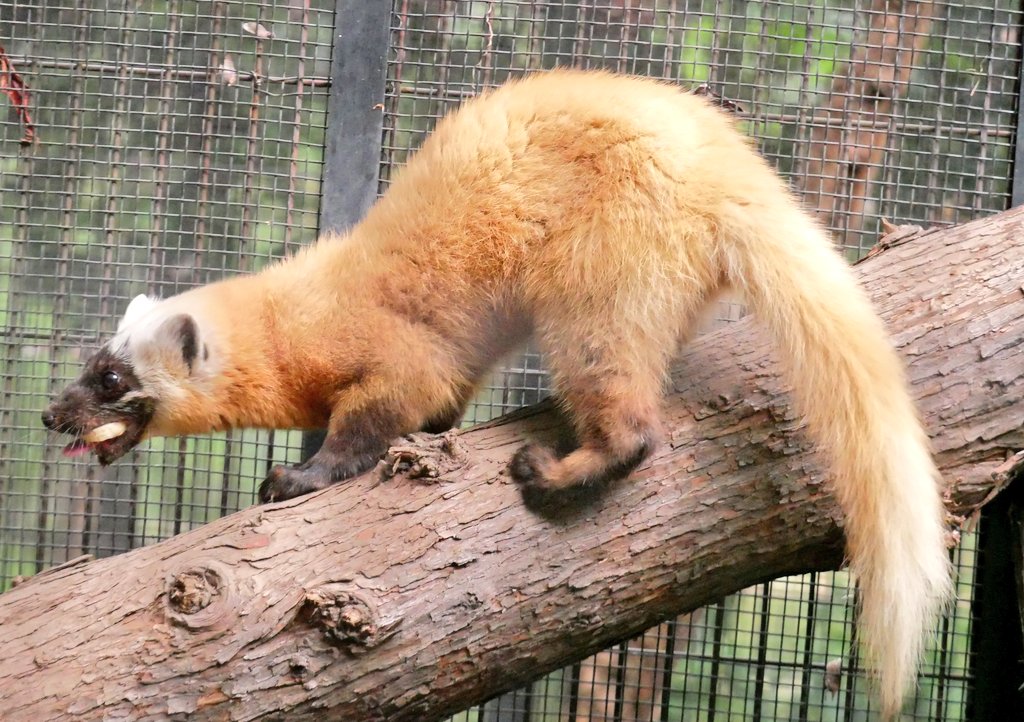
[966,482,1024,720]
[301,0,391,462]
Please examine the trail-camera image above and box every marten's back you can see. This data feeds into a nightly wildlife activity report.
[331,72,787,324]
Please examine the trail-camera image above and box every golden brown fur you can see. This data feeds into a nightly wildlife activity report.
[49,70,950,718]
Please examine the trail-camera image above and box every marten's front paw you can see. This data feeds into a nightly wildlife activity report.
[258,464,331,503]
[258,452,379,503]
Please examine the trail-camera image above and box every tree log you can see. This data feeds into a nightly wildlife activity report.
[2,207,1023,721]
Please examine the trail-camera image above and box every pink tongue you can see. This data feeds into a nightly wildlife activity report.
[62,440,92,458]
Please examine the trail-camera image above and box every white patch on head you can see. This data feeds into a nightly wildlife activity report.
[106,294,221,436]
[120,294,158,331]
[110,295,166,356]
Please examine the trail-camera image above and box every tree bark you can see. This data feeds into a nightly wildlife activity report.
[2,207,1023,721]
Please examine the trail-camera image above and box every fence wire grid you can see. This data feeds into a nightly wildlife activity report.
[0,0,1015,720]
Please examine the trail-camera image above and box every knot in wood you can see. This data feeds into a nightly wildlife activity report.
[381,429,467,483]
[169,569,219,614]
[164,562,235,630]
[302,586,399,654]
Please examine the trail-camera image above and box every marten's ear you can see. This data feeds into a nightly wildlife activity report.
[152,314,201,374]
[119,294,157,331]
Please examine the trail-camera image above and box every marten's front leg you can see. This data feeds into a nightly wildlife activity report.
[258,400,410,503]
[257,361,472,503]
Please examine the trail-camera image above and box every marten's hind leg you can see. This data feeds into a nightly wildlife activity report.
[508,331,668,492]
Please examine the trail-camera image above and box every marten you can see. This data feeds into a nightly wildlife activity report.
[42,70,950,718]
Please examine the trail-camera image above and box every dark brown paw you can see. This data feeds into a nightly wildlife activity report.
[258,464,331,503]
[508,443,558,489]
[510,442,622,517]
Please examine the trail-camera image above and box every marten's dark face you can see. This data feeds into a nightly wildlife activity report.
[42,347,155,464]
[44,295,207,465]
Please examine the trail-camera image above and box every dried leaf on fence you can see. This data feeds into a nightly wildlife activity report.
[219,55,238,86]
[0,44,35,145]
[242,22,274,40]
[824,658,843,695]
[691,83,744,115]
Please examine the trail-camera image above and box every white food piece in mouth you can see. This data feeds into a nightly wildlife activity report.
[83,421,127,444]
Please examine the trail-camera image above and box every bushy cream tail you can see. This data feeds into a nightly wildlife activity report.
[721,202,952,719]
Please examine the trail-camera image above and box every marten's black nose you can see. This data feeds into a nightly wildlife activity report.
[41,410,56,429]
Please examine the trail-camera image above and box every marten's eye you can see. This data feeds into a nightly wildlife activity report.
[101,370,121,391]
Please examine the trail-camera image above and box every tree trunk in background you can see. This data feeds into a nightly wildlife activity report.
[802,0,936,242]
[1,208,1022,721]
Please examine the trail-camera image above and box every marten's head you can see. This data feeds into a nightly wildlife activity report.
[42,294,211,464]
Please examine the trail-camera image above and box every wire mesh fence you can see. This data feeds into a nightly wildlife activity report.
[0,0,334,564]
[0,0,1015,719]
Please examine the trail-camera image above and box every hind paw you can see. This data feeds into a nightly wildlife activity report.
[508,443,559,490]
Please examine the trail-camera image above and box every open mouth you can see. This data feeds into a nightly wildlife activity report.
[63,439,95,457]
[61,421,141,465]
[62,438,117,458]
